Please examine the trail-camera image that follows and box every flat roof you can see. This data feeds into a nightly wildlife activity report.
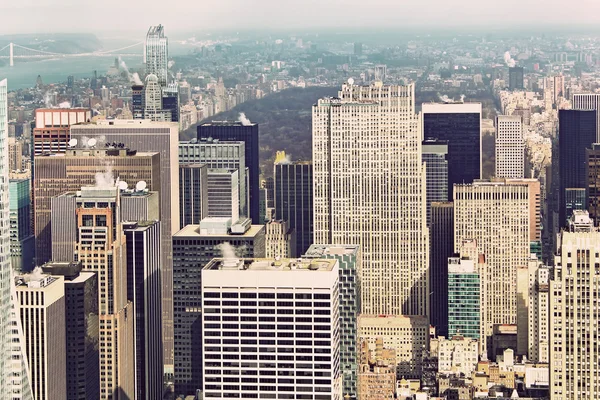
[204,258,337,272]
[174,224,264,238]
[304,245,359,257]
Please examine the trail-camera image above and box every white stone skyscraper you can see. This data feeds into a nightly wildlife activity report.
[145,25,168,87]
[0,79,33,399]
[313,82,429,316]
[454,181,530,356]
[495,115,524,179]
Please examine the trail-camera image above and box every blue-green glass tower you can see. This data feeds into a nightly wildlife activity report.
[9,178,34,271]
[447,256,480,339]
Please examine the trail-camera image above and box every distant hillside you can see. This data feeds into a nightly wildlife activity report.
[183,86,338,177]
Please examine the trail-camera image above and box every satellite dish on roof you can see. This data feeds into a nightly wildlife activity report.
[347,78,354,85]
[118,181,128,191]
[88,138,97,147]
[136,181,147,191]
[68,138,78,147]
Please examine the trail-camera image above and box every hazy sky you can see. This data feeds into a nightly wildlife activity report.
[2,0,600,35]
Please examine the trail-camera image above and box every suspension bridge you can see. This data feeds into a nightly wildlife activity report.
[0,42,144,66]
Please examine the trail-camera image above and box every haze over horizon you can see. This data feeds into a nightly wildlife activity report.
[1,0,600,35]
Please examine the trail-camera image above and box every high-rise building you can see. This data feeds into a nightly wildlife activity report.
[447,249,481,339]
[495,115,524,179]
[144,74,168,121]
[264,219,295,258]
[41,261,100,400]
[197,121,259,223]
[502,178,542,243]
[0,78,33,399]
[553,75,565,103]
[8,137,22,171]
[173,218,265,395]
[73,186,135,399]
[586,143,600,224]
[9,178,34,271]
[454,181,530,356]
[550,210,600,399]
[304,245,361,397]
[509,67,524,90]
[358,315,429,379]
[162,82,180,123]
[314,83,429,316]
[179,139,247,217]
[527,258,549,363]
[558,109,597,226]
[131,84,145,119]
[71,120,179,370]
[179,164,208,228]
[422,139,449,224]
[145,25,168,87]
[201,257,341,399]
[572,93,600,141]
[34,145,161,265]
[33,108,91,155]
[565,188,586,225]
[123,221,163,400]
[15,273,66,400]
[430,201,454,337]
[274,155,313,257]
[422,102,482,200]
[207,169,239,221]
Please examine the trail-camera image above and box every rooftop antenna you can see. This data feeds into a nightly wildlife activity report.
[135,181,147,192]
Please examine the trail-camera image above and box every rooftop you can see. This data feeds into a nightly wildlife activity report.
[174,222,264,238]
[201,121,257,127]
[204,257,337,272]
[304,244,359,257]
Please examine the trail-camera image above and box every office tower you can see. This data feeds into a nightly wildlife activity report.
[8,137,22,171]
[558,109,597,226]
[495,115,524,179]
[145,25,168,87]
[0,78,32,400]
[264,219,295,258]
[34,145,161,265]
[572,93,600,140]
[509,66,524,90]
[73,186,135,399]
[274,155,313,257]
[15,273,66,400]
[144,74,171,121]
[131,84,145,119]
[422,102,482,200]
[454,181,530,356]
[201,257,341,399]
[9,178,34,271]
[314,83,429,316]
[207,169,239,221]
[586,143,600,224]
[304,244,361,397]
[565,188,586,226]
[430,201,454,337]
[422,139,449,224]
[123,221,163,400]
[71,120,179,370]
[121,190,160,221]
[527,258,549,363]
[197,121,260,223]
[32,108,91,155]
[553,75,565,103]
[550,210,600,399]
[179,139,247,217]
[264,177,275,221]
[41,261,100,400]
[179,164,208,228]
[447,251,481,339]
[173,218,265,395]
[162,82,180,123]
[358,315,429,379]
[354,42,363,55]
[501,178,542,243]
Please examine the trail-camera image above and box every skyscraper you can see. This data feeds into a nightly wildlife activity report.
[314,82,429,316]
[572,93,600,140]
[144,74,167,121]
[197,121,259,223]
[587,144,600,224]
[550,211,600,399]
[201,257,341,399]
[9,178,34,271]
[422,102,482,200]
[274,155,313,257]
[509,66,524,90]
[0,78,33,399]
[145,25,168,87]
[447,250,481,339]
[527,258,549,363]
[162,82,180,123]
[179,164,208,228]
[454,181,530,356]
[495,115,524,179]
[173,219,265,395]
[131,84,145,119]
[264,219,295,258]
[304,245,361,397]
[558,109,597,225]
[71,120,179,371]
[32,108,91,155]
[422,139,449,224]
[207,169,239,221]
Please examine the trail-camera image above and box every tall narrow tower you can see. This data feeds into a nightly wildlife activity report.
[313,82,429,316]
[145,25,168,87]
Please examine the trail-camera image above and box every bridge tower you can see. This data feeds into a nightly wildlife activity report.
[9,43,13,67]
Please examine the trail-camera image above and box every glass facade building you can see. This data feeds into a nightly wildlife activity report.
[9,178,34,271]
[422,139,449,225]
[447,257,480,339]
